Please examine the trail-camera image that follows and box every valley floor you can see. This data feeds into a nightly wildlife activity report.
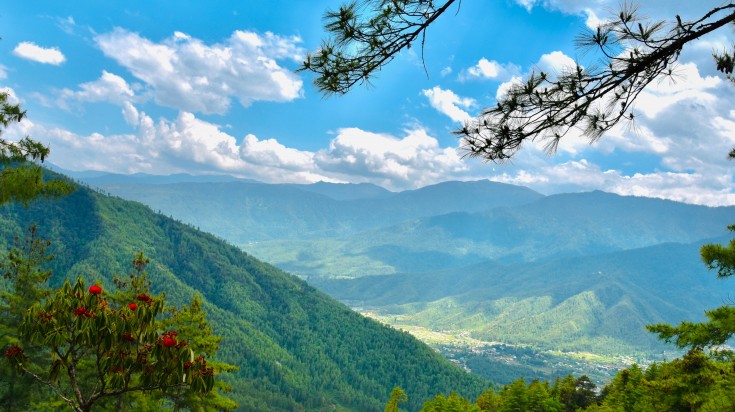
[360,310,679,387]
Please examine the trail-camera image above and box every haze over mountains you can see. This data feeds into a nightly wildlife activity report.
[77,172,735,370]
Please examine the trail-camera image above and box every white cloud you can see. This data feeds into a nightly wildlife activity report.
[633,63,722,119]
[515,0,538,12]
[495,75,523,101]
[460,58,520,82]
[493,51,574,101]
[59,71,135,106]
[492,158,735,206]
[9,103,473,191]
[13,42,66,65]
[466,58,501,79]
[0,65,7,79]
[121,102,139,126]
[95,28,304,114]
[536,50,577,75]
[583,8,606,29]
[422,86,475,123]
[315,128,469,189]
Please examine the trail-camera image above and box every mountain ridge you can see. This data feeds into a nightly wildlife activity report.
[0,172,488,411]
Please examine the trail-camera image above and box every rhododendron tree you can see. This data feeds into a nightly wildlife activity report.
[3,251,236,412]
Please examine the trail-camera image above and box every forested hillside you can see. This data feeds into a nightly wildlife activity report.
[0,173,488,411]
[317,240,734,355]
[81,175,735,377]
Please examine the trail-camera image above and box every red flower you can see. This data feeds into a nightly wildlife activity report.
[3,345,23,358]
[162,337,177,348]
[74,307,95,318]
[89,285,102,295]
[136,293,152,304]
[121,332,135,342]
[128,303,137,310]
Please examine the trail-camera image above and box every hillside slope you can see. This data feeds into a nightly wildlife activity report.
[0,178,487,411]
[315,240,735,355]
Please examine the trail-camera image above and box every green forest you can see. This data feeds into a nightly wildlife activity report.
[4,0,735,410]
[0,172,488,411]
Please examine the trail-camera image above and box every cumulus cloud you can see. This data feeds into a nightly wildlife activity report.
[315,128,469,188]
[460,58,520,81]
[514,0,722,21]
[493,50,575,101]
[633,63,722,119]
[7,100,473,191]
[422,86,475,123]
[94,28,304,114]
[13,42,66,65]
[536,50,577,75]
[59,71,135,106]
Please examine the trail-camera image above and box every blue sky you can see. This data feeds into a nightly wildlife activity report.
[3,1,735,205]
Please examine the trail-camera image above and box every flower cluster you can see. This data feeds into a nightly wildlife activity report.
[3,345,23,358]
[161,331,186,348]
[192,355,214,377]
[128,303,137,310]
[136,293,153,304]
[88,285,102,295]
[74,307,95,318]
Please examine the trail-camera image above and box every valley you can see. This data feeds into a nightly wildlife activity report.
[79,173,735,387]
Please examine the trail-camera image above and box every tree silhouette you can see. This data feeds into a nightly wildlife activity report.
[303,1,735,161]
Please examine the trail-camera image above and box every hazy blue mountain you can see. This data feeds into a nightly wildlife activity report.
[285,181,394,200]
[92,179,545,244]
[76,171,255,185]
[315,238,735,355]
[248,191,735,278]
[0,173,488,411]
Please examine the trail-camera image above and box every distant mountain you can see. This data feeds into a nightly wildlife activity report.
[91,179,544,243]
[72,171,256,185]
[248,191,735,278]
[315,239,735,355]
[61,172,735,366]
[0,173,487,411]
[285,181,394,201]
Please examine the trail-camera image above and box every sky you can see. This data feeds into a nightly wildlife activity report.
[2,1,735,205]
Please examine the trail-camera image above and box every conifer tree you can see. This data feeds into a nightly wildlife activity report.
[303,1,735,161]
[0,91,72,206]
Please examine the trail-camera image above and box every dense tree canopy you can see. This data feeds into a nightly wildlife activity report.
[0,92,72,205]
[303,1,735,161]
[1,235,236,412]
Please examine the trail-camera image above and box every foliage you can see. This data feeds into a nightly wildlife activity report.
[0,225,55,410]
[1,241,235,412]
[0,175,489,411]
[594,351,735,411]
[299,0,460,95]
[385,386,408,412]
[647,226,735,351]
[0,92,73,206]
[304,2,735,161]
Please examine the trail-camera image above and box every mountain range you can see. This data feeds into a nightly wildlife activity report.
[77,172,735,372]
[0,171,487,411]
